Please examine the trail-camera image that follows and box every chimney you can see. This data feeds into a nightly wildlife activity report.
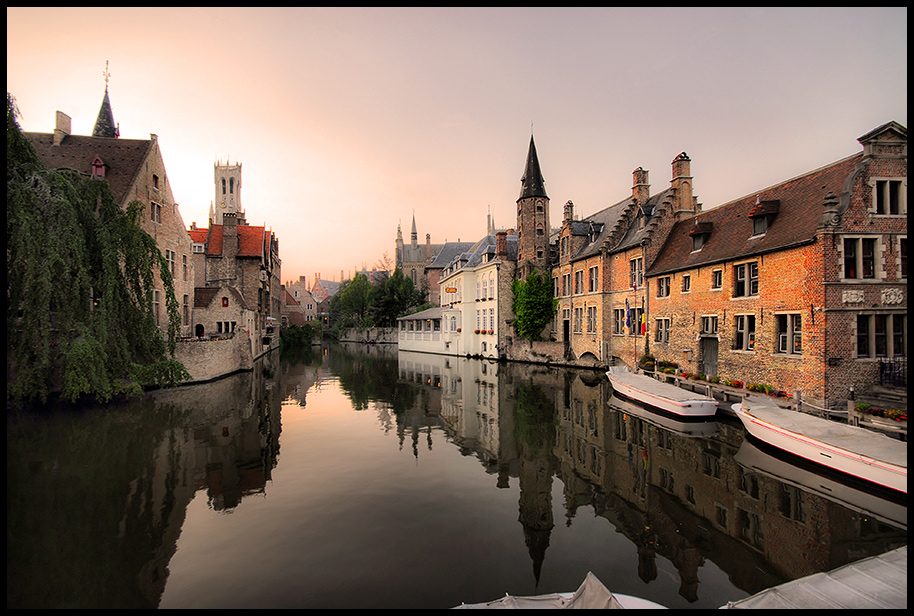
[53,111,71,146]
[564,200,574,224]
[496,231,508,258]
[671,153,694,218]
[632,167,650,206]
[223,212,239,261]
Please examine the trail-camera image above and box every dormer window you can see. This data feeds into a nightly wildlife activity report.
[91,155,106,178]
[749,198,780,237]
[689,221,712,252]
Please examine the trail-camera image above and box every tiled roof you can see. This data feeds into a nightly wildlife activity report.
[189,228,208,244]
[649,153,862,276]
[518,135,548,200]
[202,224,266,258]
[24,132,152,205]
[194,286,249,309]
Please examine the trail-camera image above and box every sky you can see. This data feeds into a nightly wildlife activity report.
[7,7,907,286]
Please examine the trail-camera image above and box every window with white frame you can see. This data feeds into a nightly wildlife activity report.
[734,262,759,297]
[856,313,906,358]
[630,257,643,289]
[701,315,718,335]
[843,237,877,279]
[489,308,495,330]
[776,313,802,355]
[657,276,671,297]
[574,270,583,294]
[655,318,670,343]
[711,269,722,290]
[734,314,756,351]
[872,179,905,215]
[586,306,597,333]
[589,266,599,292]
[573,307,583,333]
[681,274,691,293]
[613,309,625,335]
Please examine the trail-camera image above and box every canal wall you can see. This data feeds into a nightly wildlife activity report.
[338,327,398,344]
[174,334,253,384]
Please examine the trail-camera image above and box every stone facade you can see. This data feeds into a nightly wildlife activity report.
[395,213,445,295]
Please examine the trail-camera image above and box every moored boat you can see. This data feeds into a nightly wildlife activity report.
[453,571,667,609]
[733,401,907,498]
[606,366,718,420]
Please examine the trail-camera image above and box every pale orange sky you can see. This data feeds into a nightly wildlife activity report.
[7,7,907,286]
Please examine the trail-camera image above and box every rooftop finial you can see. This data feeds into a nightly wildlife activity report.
[103,60,110,92]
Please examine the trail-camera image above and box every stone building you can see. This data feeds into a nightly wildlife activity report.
[24,83,196,337]
[395,212,445,294]
[516,135,551,279]
[190,161,281,358]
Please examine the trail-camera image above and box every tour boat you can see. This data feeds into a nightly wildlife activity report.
[606,366,718,420]
[732,401,907,499]
[453,571,666,609]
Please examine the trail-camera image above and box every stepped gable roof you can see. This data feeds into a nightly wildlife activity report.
[24,132,152,205]
[518,135,548,201]
[612,187,673,254]
[649,152,862,276]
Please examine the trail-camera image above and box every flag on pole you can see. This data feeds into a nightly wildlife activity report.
[625,298,632,331]
[641,296,646,335]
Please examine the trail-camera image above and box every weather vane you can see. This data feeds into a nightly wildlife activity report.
[103,60,110,91]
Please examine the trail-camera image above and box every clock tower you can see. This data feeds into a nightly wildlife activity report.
[213,160,243,224]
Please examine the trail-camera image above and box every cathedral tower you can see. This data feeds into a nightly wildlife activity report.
[213,160,243,225]
[516,135,550,278]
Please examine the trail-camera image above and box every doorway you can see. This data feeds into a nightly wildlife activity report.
[700,337,718,377]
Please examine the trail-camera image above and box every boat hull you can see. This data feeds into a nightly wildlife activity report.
[734,404,907,498]
[607,369,718,420]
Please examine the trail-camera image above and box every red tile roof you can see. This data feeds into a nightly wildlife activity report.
[200,224,266,258]
[649,153,862,276]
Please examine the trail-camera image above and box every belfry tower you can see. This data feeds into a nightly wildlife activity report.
[212,160,243,225]
[516,134,550,278]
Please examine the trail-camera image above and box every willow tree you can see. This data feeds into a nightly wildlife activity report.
[7,93,188,406]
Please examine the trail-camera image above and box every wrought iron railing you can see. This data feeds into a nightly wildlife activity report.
[879,356,907,387]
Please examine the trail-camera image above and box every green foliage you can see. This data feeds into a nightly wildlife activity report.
[280,323,319,348]
[329,268,426,332]
[511,269,558,341]
[371,268,426,327]
[513,383,557,452]
[7,93,187,405]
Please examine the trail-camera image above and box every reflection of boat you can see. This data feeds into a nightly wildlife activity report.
[609,393,719,439]
[453,571,667,609]
[606,366,717,419]
[733,402,907,499]
[734,438,906,529]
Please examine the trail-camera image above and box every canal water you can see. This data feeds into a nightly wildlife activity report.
[7,343,906,609]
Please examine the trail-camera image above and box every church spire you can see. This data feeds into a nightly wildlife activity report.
[410,210,418,247]
[518,134,547,201]
[92,61,119,138]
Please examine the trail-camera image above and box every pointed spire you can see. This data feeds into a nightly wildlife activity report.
[410,210,418,247]
[518,134,547,201]
[93,61,118,138]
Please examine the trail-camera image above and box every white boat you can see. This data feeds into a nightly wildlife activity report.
[453,571,666,609]
[606,366,718,419]
[733,401,907,498]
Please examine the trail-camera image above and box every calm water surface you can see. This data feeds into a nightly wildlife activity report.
[7,343,906,609]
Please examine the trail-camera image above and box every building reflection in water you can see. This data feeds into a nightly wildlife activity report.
[394,350,906,602]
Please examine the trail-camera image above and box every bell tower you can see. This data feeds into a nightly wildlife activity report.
[213,160,243,225]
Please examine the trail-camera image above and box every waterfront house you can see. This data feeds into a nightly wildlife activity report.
[646,121,907,409]
[24,88,196,338]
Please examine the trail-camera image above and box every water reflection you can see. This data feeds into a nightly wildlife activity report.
[6,344,906,609]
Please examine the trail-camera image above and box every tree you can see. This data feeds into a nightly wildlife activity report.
[7,93,188,405]
[371,268,425,327]
[511,269,558,341]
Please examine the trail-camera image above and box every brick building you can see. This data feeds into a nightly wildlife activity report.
[190,162,282,358]
[24,86,196,337]
[646,121,906,409]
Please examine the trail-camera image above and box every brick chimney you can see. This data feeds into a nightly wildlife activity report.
[496,231,508,258]
[222,211,239,263]
[564,200,574,223]
[632,167,650,206]
[671,153,695,219]
[426,233,431,262]
[53,111,71,146]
